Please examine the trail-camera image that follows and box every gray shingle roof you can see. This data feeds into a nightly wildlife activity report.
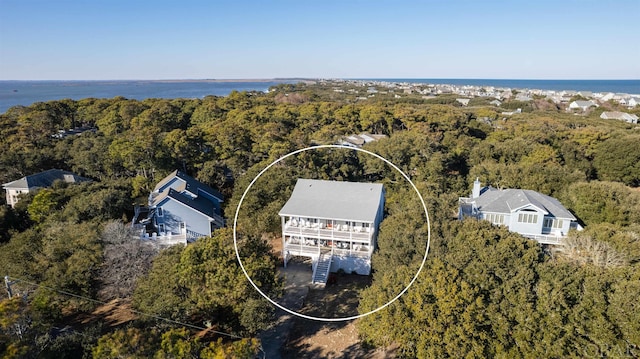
[2,169,91,189]
[279,179,384,222]
[157,188,220,218]
[151,170,224,218]
[572,100,596,107]
[474,188,575,220]
[154,170,223,202]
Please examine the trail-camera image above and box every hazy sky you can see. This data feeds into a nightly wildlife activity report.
[1,0,638,80]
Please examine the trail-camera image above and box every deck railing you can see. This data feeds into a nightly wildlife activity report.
[284,241,370,258]
[141,231,188,246]
[523,234,564,246]
[283,224,372,242]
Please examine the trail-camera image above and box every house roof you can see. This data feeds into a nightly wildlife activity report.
[339,133,388,148]
[279,179,384,222]
[155,188,220,219]
[154,170,223,202]
[2,169,91,189]
[150,170,224,221]
[473,188,576,220]
[600,111,639,121]
[571,100,596,107]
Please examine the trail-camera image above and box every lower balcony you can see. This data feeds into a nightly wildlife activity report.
[283,237,372,259]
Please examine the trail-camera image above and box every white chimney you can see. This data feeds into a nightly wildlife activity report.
[472,178,481,198]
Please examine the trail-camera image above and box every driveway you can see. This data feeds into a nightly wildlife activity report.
[259,259,312,358]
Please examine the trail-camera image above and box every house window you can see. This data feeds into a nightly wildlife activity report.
[543,218,563,229]
[518,212,538,224]
[157,207,164,217]
[158,223,165,233]
[483,213,504,224]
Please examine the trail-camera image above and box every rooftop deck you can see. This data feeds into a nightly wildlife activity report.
[133,223,203,246]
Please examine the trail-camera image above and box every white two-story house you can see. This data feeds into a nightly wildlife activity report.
[459,179,582,245]
[279,179,385,286]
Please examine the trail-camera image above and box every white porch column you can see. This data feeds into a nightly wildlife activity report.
[281,216,287,268]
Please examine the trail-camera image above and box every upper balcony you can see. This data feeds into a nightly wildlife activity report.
[281,217,373,243]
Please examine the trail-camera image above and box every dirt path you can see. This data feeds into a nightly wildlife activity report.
[282,274,395,359]
[259,258,312,358]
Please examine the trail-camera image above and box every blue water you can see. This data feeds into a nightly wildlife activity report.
[360,79,640,94]
[0,80,299,114]
[1,79,639,114]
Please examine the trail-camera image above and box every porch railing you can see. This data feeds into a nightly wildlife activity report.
[523,234,564,246]
[282,224,372,242]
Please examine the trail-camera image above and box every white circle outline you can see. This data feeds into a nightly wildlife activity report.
[233,144,431,322]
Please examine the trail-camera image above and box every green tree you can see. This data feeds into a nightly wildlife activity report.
[560,181,640,226]
[27,189,58,223]
[593,135,640,186]
[92,327,158,359]
[133,228,280,335]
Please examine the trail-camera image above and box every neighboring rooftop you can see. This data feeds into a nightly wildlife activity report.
[472,188,576,220]
[338,132,387,148]
[279,179,384,222]
[2,169,91,189]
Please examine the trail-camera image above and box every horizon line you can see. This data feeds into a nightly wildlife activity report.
[1,77,639,82]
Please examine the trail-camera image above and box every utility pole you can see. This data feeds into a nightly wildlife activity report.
[5,275,17,299]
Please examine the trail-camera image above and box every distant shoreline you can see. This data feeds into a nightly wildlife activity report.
[0,78,313,83]
[2,78,638,114]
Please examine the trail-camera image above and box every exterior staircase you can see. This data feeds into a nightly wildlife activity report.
[312,250,332,287]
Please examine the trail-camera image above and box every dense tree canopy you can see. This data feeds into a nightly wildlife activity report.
[133,228,281,336]
[0,81,638,357]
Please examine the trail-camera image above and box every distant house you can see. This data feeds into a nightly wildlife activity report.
[499,91,513,100]
[515,94,533,102]
[52,126,97,139]
[501,108,522,116]
[279,179,385,286]
[600,111,639,124]
[458,179,582,245]
[456,98,471,106]
[628,97,640,108]
[338,132,387,148]
[569,100,598,111]
[489,99,502,107]
[2,169,91,208]
[134,170,224,246]
[600,92,616,102]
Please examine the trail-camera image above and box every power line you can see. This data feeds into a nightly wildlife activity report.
[5,275,244,340]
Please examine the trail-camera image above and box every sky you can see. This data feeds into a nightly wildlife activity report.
[0,0,638,80]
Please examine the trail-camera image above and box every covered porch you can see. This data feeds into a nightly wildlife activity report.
[283,235,373,260]
[281,216,374,242]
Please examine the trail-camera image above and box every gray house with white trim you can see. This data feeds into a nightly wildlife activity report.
[2,169,91,208]
[279,179,385,286]
[136,170,224,245]
[459,179,582,245]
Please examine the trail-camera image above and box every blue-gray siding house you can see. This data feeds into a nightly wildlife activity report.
[144,170,224,243]
[458,179,582,245]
